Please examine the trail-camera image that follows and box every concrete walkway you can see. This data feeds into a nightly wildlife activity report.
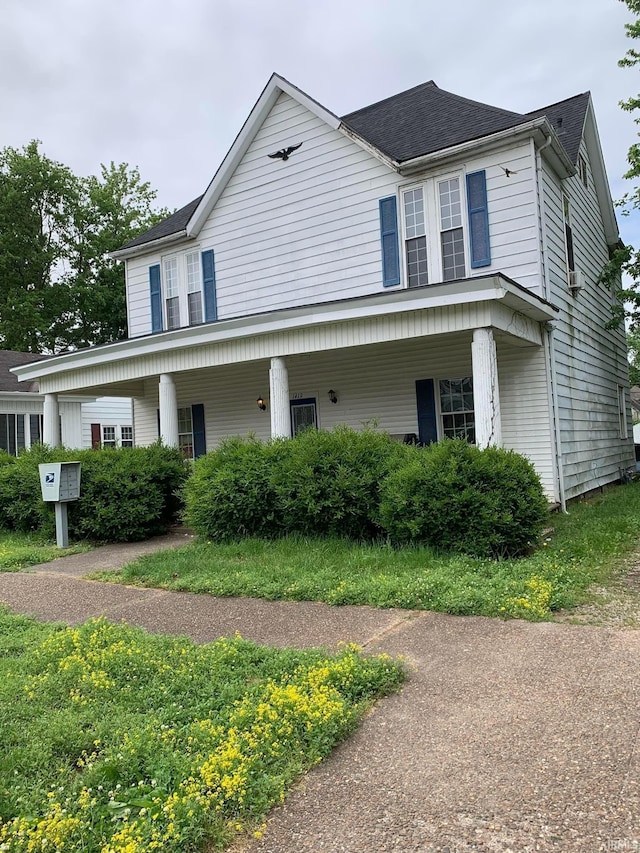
[1,535,638,853]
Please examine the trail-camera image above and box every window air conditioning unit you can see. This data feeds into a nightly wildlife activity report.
[568,270,583,295]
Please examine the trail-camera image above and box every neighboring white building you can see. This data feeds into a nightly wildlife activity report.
[12,75,634,505]
[0,351,132,453]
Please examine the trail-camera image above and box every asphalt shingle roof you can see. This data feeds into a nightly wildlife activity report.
[0,351,49,393]
[121,82,590,252]
[119,195,203,251]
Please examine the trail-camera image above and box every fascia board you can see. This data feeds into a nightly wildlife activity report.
[186,74,341,239]
[110,230,188,261]
[11,275,558,384]
[397,118,574,179]
[582,100,619,247]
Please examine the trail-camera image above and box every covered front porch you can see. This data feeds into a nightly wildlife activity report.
[11,274,561,499]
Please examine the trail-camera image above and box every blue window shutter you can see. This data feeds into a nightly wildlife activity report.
[191,404,206,458]
[149,264,163,332]
[415,379,438,445]
[379,196,400,287]
[466,171,491,268]
[201,250,217,322]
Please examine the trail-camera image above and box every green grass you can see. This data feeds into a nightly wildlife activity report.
[0,609,403,852]
[0,531,90,572]
[93,481,640,621]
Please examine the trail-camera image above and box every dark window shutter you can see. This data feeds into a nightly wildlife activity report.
[415,379,438,445]
[466,171,491,268]
[149,264,163,331]
[379,196,401,287]
[90,423,101,449]
[191,403,206,458]
[201,250,217,322]
[565,223,575,272]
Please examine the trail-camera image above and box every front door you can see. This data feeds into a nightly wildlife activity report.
[290,398,317,436]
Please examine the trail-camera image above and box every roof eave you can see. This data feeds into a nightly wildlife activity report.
[110,229,189,261]
[396,117,575,178]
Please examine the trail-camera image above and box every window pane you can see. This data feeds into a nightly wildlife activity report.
[406,236,428,287]
[166,296,180,330]
[163,257,179,297]
[186,253,201,292]
[30,414,42,444]
[439,178,462,230]
[16,415,25,451]
[188,291,203,325]
[441,228,465,281]
[0,415,8,454]
[403,188,425,239]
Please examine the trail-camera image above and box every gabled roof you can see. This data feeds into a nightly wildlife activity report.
[525,92,590,166]
[115,76,595,255]
[0,350,48,392]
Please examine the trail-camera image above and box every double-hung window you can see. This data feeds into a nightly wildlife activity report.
[402,174,467,287]
[102,426,117,448]
[159,250,206,331]
[439,378,475,443]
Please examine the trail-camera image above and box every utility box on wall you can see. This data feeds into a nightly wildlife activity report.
[39,462,82,503]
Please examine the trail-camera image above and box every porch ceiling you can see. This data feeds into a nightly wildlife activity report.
[12,274,557,395]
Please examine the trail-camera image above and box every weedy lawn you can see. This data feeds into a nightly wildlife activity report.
[0,531,89,572]
[94,481,640,621]
[0,610,402,852]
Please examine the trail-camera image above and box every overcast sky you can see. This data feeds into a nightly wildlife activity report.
[2,0,639,246]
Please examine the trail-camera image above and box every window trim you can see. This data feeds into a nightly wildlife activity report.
[120,425,134,448]
[618,385,629,440]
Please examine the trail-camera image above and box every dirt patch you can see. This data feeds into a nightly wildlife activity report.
[554,547,640,628]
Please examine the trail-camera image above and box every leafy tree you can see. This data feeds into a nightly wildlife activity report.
[627,328,640,386]
[0,142,169,353]
[601,0,640,326]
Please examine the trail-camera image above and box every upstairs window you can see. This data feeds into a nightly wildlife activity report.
[438,177,465,281]
[563,195,575,275]
[153,250,209,332]
[403,187,428,287]
[401,173,468,288]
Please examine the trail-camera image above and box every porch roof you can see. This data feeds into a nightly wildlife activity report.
[12,274,558,396]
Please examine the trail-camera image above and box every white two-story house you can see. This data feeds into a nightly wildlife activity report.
[12,74,634,506]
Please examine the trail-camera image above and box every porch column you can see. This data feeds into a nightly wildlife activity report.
[269,357,291,438]
[471,327,502,448]
[159,374,179,447]
[43,394,61,447]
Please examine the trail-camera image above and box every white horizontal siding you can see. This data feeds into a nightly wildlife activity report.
[125,96,543,338]
[80,397,133,448]
[133,335,556,499]
[542,148,633,498]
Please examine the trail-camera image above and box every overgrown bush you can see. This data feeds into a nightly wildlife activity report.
[184,436,287,540]
[272,426,410,539]
[379,439,548,558]
[0,444,188,542]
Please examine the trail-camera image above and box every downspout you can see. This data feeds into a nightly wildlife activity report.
[535,136,567,512]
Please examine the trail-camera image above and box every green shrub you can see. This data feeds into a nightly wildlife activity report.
[184,436,287,540]
[0,444,188,542]
[272,426,410,539]
[379,439,548,558]
[185,427,410,542]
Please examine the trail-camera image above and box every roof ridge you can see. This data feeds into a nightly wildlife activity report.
[341,80,438,119]
[526,91,590,117]
[427,84,526,121]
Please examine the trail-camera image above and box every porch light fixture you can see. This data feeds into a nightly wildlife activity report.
[256,396,267,411]
[328,390,338,404]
